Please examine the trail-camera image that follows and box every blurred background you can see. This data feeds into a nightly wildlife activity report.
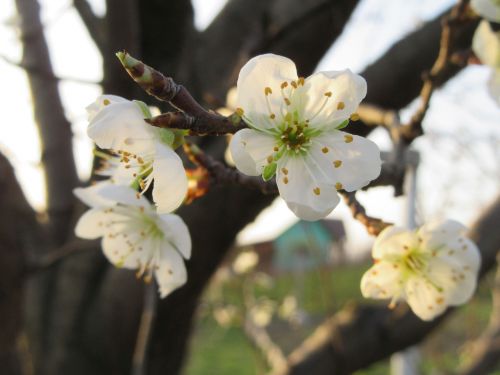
[0,0,499,374]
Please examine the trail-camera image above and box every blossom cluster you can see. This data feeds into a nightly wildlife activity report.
[75,95,191,298]
[73,53,482,319]
[361,220,480,321]
[229,54,382,220]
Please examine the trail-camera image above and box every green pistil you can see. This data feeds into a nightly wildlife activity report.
[276,118,319,155]
[140,215,164,239]
[399,249,444,293]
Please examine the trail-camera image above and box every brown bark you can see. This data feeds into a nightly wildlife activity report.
[0,154,38,375]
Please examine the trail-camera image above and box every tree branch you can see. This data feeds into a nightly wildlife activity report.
[183,143,278,195]
[399,0,476,143]
[0,53,101,84]
[0,153,39,375]
[16,0,79,244]
[73,0,105,52]
[339,191,392,236]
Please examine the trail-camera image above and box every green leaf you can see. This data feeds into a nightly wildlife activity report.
[171,129,188,149]
[159,128,175,147]
[133,100,152,119]
[336,119,349,130]
[262,162,277,181]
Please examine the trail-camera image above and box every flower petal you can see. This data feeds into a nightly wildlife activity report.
[229,129,276,176]
[151,143,188,214]
[301,69,367,129]
[404,276,449,321]
[418,219,466,251]
[360,261,403,300]
[307,132,381,190]
[98,184,150,207]
[87,100,156,154]
[102,230,154,270]
[75,208,108,239]
[276,155,340,221]
[471,0,500,22]
[372,226,419,260]
[155,244,188,298]
[472,21,500,67]
[86,95,128,122]
[229,130,260,176]
[74,181,116,208]
[426,256,478,306]
[237,54,298,130]
[157,214,192,259]
[488,70,500,105]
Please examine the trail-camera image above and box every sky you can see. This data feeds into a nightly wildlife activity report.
[0,0,499,256]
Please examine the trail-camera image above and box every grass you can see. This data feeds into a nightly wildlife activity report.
[183,263,495,375]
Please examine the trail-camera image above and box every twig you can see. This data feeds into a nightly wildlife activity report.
[363,162,405,191]
[400,0,473,143]
[132,283,158,375]
[25,240,99,273]
[184,143,278,195]
[244,318,289,375]
[73,0,105,52]
[0,54,101,85]
[356,104,398,130]
[146,111,247,136]
[339,190,392,236]
[117,51,248,135]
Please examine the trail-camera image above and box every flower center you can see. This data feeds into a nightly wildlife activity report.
[99,150,156,193]
[403,251,427,273]
[277,114,316,154]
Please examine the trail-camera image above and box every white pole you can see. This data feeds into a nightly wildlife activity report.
[390,150,420,375]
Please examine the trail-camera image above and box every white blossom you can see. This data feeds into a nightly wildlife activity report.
[87,95,188,213]
[473,20,500,105]
[229,54,381,221]
[74,183,191,298]
[471,0,500,22]
[361,220,481,321]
